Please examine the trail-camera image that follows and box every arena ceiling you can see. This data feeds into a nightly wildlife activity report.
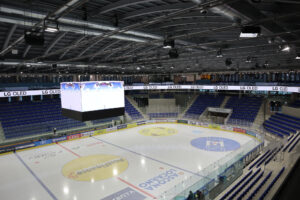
[0,0,299,74]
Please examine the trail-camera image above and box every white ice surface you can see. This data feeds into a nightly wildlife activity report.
[0,124,258,200]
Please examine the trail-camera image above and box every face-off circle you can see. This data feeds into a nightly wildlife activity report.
[191,137,241,152]
[62,154,128,181]
[139,127,178,136]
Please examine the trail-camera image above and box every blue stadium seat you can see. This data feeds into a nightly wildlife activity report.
[258,167,285,200]
[226,96,262,125]
[125,98,143,120]
[184,95,224,119]
[247,171,272,200]
[0,99,86,139]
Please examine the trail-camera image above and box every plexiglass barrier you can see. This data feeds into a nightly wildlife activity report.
[157,136,261,200]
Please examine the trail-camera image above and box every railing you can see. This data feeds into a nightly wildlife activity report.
[158,138,261,200]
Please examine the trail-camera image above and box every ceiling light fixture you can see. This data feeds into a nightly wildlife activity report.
[246,56,252,63]
[216,49,223,58]
[240,26,261,38]
[163,39,175,49]
[280,45,290,52]
[44,19,59,33]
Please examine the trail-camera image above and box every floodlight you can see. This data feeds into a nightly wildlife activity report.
[240,26,261,38]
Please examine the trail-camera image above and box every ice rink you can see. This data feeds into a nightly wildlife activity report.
[0,123,259,200]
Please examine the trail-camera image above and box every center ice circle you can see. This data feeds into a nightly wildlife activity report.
[139,127,178,136]
[191,137,241,152]
[62,154,128,182]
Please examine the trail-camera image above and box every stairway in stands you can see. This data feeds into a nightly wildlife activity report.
[220,96,230,108]
[126,96,147,118]
[253,100,269,127]
[180,94,198,118]
[0,122,5,141]
[125,96,145,120]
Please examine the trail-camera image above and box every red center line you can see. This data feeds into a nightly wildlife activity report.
[56,143,81,158]
[117,177,157,199]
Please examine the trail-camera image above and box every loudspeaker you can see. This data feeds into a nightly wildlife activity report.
[24,30,44,46]
[225,58,232,66]
[169,49,179,58]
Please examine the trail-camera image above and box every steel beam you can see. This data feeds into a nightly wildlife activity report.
[44,32,67,56]
[59,35,87,59]
[122,3,194,19]
[22,45,31,58]
[89,40,122,61]
[2,24,17,51]
[95,0,157,15]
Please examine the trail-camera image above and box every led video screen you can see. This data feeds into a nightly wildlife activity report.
[60,81,125,121]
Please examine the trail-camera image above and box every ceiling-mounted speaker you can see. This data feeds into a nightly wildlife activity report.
[225,58,232,66]
[169,49,179,58]
[24,30,44,46]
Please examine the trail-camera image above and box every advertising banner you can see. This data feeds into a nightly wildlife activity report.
[209,124,220,129]
[0,89,60,98]
[1,85,300,98]
[154,119,169,123]
[106,126,117,132]
[81,131,94,137]
[127,123,137,128]
[94,129,107,135]
[34,139,52,146]
[202,122,209,127]
[177,119,188,124]
[246,130,257,137]
[15,143,35,150]
[52,136,67,143]
[137,121,146,125]
[188,121,196,125]
[117,124,127,130]
[233,127,246,133]
[67,133,81,140]
[102,187,146,200]
[167,119,177,123]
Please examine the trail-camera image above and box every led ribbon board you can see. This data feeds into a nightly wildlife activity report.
[0,85,299,98]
